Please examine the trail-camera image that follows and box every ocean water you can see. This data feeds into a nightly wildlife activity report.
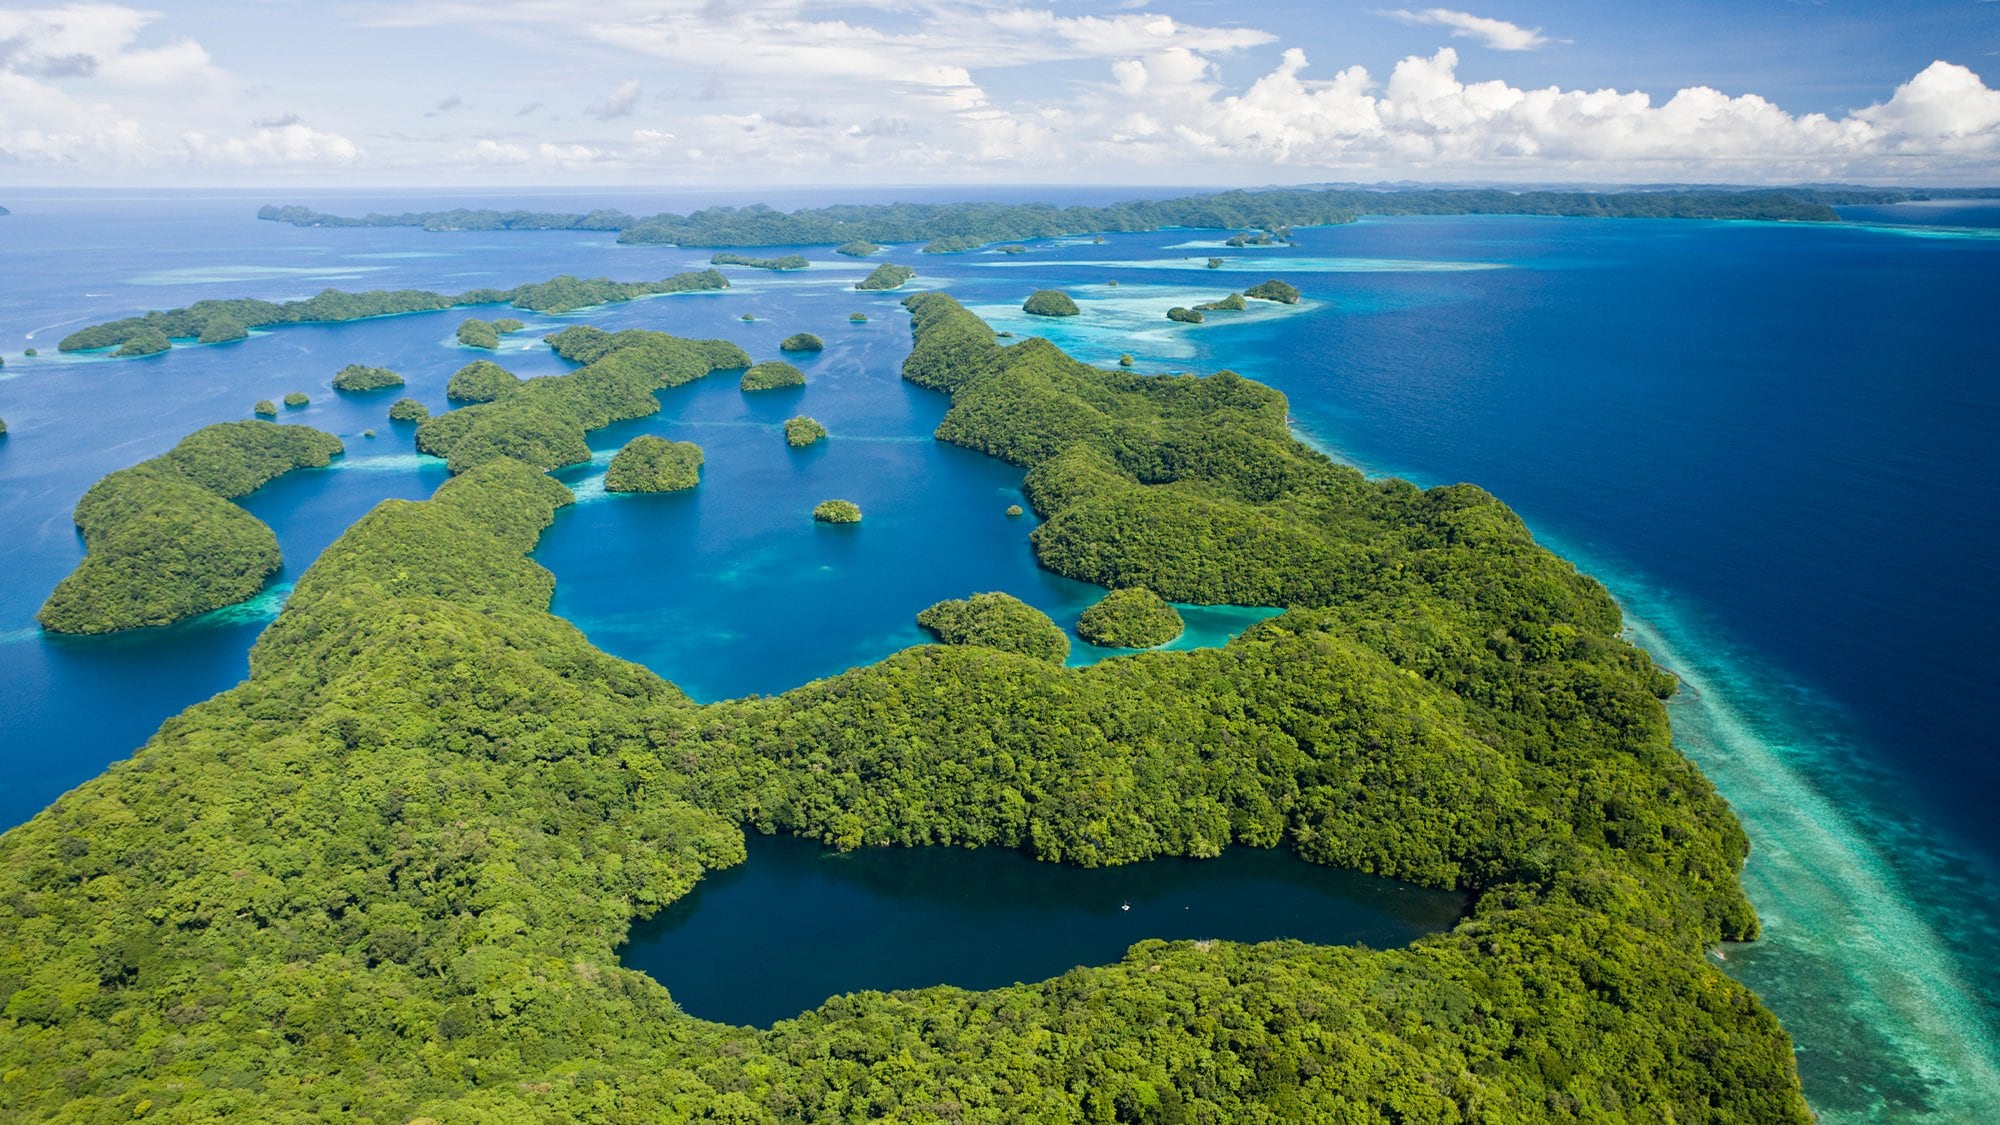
[0,189,1994,1119]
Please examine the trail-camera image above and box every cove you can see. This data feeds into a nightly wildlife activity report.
[622,833,1466,1027]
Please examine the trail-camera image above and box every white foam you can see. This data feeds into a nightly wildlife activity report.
[974,256,1508,274]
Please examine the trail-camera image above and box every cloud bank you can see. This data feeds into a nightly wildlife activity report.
[0,2,1995,184]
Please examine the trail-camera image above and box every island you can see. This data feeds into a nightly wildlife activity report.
[36,421,343,633]
[740,361,805,391]
[1244,278,1301,304]
[0,297,1811,1123]
[387,397,429,422]
[711,252,810,270]
[849,312,868,322]
[252,399,276,417]
[784,416,827,447]
[604,435,704,493]
[415,329,747,475]
[0,418,7,436]
[1005,503,1023,517]
[835,240,881,257]
[856,263,916,291]
[332,364,405,392]
[778,332,824,353]
[915,591,1070,662]
[922,235,984,254]
[1076,586,1184,648]
[457,319,498,349]
[1022,290,1080,317]
[1194,293,1246,312]
[57,270,728,358]
[258,185,1877,250]
[446,360,522,403]
[812,498,862,523]
[1165,306,1203,323]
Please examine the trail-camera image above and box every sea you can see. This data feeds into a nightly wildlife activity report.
[0,187,1993,1120]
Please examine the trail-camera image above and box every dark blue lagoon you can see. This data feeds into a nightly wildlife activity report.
[623,834,1465,1027]
[1,190,1996,1120]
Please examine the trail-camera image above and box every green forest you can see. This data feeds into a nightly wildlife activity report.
[0,307,1809,1121]
[36,421,345,633]
[255,185,1863,251]
[58,271,728,358]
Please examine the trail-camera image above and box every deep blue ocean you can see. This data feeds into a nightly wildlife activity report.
[0,188,1993,1120]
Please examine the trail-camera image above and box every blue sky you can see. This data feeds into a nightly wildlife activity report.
[1,1,1996,185]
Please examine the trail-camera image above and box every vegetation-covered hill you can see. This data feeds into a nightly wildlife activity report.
[37,421,344,633]
[58,271,727,358]
[0,311,1808,1120]
[256,185,1862,251]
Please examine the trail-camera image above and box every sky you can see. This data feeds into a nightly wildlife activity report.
[1,1,1997,187]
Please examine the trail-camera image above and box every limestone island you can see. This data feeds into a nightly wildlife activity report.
[711,252,810,270]
[37,421,343,634]
[1194,294,1247,312]
[387,397,429,423]
[1023,290,1080,318]
[741,361,805,392]
[283,392,310,408]
[916,591,1069,663]
[779,332,824,353]
[1005,503,1023,517]
[332,364,405,393]
[922,235,983,254]
[1076,587,1184,648]
[784,416,827,447]
[849,312,868,322]
[253,400,277,417]
[857,263,916,291]
[457,318,500,349]
[1244,278,1302,304]
[447,360,523,404]
[835,240,882,257]
[604,435,704,493]
[1166,307,1204,324]
[812,498,861,523]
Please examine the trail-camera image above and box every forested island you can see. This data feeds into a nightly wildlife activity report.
[741,361,805,391]
[445,360,522,404]
[712,252,810,270]
[58,270,727,358]
[605,435,704,493]
[1022,290,1080,317]
[856,263,916,291]
[332,364,404,392]
[0,297,1814,1120]
[1076,586,1183,648]
[917,591,1069,662]
[784,416,827,447]
[778,332,823,353]
[256,185,1876,251]
[36,421,343,633]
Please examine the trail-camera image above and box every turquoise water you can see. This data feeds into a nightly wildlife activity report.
[625,833,1465,1027]
[0,191,1995,1119]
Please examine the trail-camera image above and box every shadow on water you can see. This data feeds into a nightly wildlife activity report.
[621,833,1466,1027]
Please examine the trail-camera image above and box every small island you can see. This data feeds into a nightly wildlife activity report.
[1076,587,1184,648]
[1244,278,1301,304]
[857,264,916,291]
[849,312,868,323]
[1022,290,1081,317]
[457,318,500,349]
[812,498,862,523]
[253,400,277,417]
[741,361,805,391]
[332,364,405,393]
[1005,504,1023,517]
[915,591,1069,663]
[835,240,881,257]
[283,392,310,408]
[778,332,824,353]
[711,252,810,270]
[37,421,344,634]
[1166,306,1204,323]
[604,435,704,493]
[446,360,522,403]
[922,235,983,254]
[387,397,429,422]
[115,328,172,357]
[1194,294,1246,312]
[784,416,827,447]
